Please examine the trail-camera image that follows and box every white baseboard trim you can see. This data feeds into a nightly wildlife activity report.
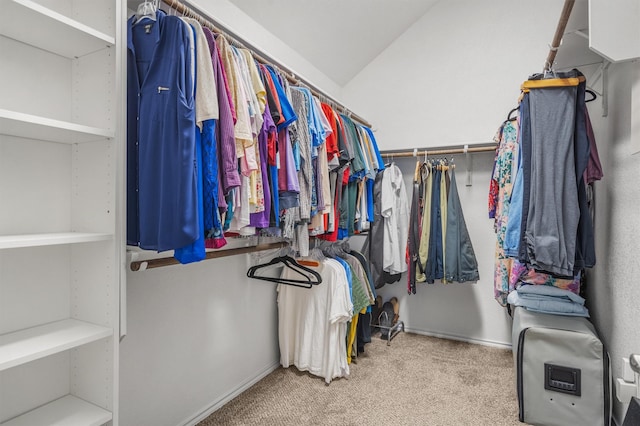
[180,361,281,426]
[405,328,512,350]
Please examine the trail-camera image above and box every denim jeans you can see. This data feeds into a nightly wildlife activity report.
[426,168,443,283]
[444,169,480,282]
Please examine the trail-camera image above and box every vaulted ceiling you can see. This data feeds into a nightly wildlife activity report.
[228,0,599,88]
[229,0,440,86]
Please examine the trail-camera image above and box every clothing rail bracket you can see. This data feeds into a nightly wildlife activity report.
[464,145,473,187]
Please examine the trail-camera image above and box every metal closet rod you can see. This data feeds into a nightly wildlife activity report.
[130,241,288,271]
[160,0,372,128]
[544,0,575,71]
[380,144,495,158]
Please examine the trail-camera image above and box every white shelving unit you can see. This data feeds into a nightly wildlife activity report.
[0,319,113,372]
[0,0,114,58]
[0,233,113,250]
[0,110,114,144]
[0,396,112,426]
[0,0,123,425]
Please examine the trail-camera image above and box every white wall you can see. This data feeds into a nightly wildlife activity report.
[586,60,640,425]
[342,0,567,151]
[356,153,513,348]
[120,254,280,426]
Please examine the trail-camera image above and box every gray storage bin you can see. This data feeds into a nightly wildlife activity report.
[512,308,611,426]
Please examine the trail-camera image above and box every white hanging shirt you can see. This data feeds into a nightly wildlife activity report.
[182,18,219,127]
[277,258,352,383]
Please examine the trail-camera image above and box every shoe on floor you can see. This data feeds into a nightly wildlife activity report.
[390,297,399,324]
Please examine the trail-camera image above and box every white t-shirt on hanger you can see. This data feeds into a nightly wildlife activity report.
[277,258,352,383]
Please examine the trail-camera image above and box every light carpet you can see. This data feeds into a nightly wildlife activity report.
[198,332,523,425]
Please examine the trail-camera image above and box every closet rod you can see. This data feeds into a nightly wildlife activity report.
[544,0,576,71]
[130,242,288,271]
[160,0,372,128]
[379,144,495,159]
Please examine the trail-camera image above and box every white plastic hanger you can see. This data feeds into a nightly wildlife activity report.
[135,0,157,23]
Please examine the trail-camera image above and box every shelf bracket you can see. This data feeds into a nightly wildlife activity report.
[565,28,589,41]
[589,60,611,117]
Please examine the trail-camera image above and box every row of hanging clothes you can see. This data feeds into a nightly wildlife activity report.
[489,68,603,315]
[402,159,480,294]
[126,2,385,264]
[248,240,377,383]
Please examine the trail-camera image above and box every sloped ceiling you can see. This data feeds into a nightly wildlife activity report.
[129,0,599,89]
[229,0,440,86]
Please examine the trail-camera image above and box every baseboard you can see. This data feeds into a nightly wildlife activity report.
[405,328,512,350]
[179,361,281,426]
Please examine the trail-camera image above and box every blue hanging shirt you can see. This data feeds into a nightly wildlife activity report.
[127,11,199,252]
[175,22,205,264]
[364,127,385,173]
[265,66,297,131]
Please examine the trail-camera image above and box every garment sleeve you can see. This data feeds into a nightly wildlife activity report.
[188,20,219,125]
[242,50,266,115]
[380,169,393,218]
[329,263,354,324]
[208,34,240,193]
[178,21,193,108]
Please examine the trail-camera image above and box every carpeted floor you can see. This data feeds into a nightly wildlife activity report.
[198,332,524,425]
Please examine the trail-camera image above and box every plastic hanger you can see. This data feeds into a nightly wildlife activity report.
[135,0,157,23]
[247,257,318,288]
[321,240,351,259]
[585,89,597,103]
[247,255,322,288]
[384,153,394,168]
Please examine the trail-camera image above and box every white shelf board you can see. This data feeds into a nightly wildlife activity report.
[0,395,112,426]
[0,319,112,371]
[0,0,114,59]
[0,232,113,249]
[0,109,114,144]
